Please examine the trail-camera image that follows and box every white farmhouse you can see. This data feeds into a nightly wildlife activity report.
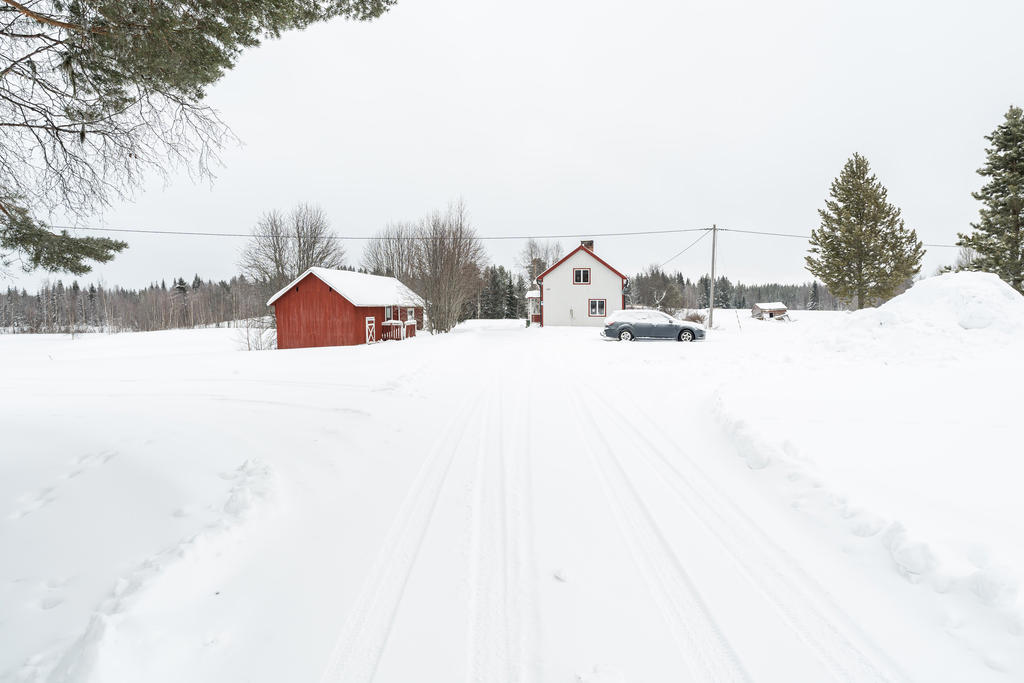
[535,241,628,326]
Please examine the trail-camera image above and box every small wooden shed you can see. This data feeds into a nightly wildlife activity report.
[751,302,788,320]
[268,267,423,349]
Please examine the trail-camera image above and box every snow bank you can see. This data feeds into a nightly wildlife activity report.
[451,318,529,332]
[710,272,1024,676]
[851,271,1024,336]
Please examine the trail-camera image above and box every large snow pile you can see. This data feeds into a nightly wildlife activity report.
[852,271,1024,336]
[708,274,1024,677]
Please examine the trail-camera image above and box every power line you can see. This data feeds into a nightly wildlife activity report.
[51,225,710,241]
[48,223,962,248]
[722,227,959,248]
[660,229,712,268]
[721,228,813,239]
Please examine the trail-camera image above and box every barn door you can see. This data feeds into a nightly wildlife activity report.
[365,317,376,344]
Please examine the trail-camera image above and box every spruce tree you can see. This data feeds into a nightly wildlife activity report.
[514,275,528,317]
[504,275,517,319]
[808,281,820,310]
[806,154,924,309]
[480,267,506,319]
[956,106,1024,293]
[696,274,710,309]
[713,276,732,309]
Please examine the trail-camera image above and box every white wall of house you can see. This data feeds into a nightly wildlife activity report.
[540,249,624,326]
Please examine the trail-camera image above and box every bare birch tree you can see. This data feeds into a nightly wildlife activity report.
[239,211,291,291]
[412,201,486,333]
[361,201,486,333]
[239,203,346,295]
[361,221,419,283]
[292,203,345,275]
[517,238,564,283]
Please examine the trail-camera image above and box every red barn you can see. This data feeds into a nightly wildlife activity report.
[267,267,424,349]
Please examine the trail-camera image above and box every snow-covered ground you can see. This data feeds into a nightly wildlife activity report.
[1,272,1022,682]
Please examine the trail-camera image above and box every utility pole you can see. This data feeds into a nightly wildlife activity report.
[708,224,718,329]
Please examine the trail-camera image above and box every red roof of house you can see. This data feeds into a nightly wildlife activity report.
[536,245,628,282]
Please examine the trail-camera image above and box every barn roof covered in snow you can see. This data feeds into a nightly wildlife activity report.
[753,302,787,309]
[267,267,422,307]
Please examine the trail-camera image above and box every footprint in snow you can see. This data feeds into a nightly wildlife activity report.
[76,450,116,466]
[9,451,118,520]
[39,595,64,610]
[9,487,57,519]
[577,665,627,683]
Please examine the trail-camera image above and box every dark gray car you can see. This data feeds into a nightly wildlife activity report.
[601,309,706,342]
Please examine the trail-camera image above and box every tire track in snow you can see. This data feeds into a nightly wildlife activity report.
[586,389,908,683]
[568,386,752,683]
[319,390,485,683]
[465,367,540,683]
[515,378,543,682]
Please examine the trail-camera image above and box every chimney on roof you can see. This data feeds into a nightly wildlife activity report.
[580,239,594,251]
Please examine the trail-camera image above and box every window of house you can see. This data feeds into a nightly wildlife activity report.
[385,306,393,321]
[573,268,591,284]
[589,299,606,317]
[407,308,415,320]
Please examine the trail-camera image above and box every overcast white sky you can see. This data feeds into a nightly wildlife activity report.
[9,0,1024,291]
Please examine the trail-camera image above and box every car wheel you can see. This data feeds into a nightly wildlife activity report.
[618,329,634,341]
[678,329,694,342]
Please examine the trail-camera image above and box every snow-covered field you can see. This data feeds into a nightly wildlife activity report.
[2,272,1022,682]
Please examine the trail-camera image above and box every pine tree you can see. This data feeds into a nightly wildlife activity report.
[2,1,393,277]
[806,154,924,309]
[956,106,1024,293]
[808,281,820,310]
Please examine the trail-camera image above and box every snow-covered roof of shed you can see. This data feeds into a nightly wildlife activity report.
[267,267,422,307]
[753,302,787,309]
[525,289,540,299]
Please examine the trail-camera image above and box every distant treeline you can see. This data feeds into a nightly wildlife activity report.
[626,267,842,312]
[0,275,270,334]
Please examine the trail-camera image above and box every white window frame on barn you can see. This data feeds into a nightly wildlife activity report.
[573,267,591,285]
[384,306,394,321]
[407,307,415,320]
[588,299,606,317]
